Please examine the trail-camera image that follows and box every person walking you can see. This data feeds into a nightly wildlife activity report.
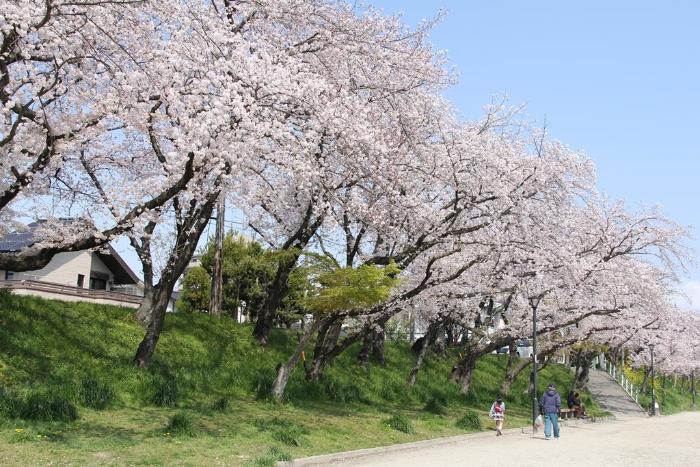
[540,383,561,440]
[489,397,506,436]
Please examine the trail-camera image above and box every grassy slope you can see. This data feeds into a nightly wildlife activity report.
[1,294,607,466]
[621,367,697,415]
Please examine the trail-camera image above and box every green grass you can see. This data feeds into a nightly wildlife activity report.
[0,294,612,465]
[621,367,698,415]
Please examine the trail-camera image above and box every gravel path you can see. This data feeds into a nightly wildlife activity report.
[306,412,699,467]
[291,370,694,467]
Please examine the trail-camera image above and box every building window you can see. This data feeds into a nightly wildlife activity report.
[90,277,107,290]
[77,274,85,288]
[4,271,14,280]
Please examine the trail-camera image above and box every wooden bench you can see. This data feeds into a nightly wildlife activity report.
[560,408,586,419]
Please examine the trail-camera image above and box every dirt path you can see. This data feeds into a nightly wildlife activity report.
[293,412,700,466]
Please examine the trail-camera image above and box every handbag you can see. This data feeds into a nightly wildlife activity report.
[535,414,543,427]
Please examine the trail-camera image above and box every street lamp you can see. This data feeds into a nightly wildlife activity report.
[650,344,656,416]
[529,295,543,433]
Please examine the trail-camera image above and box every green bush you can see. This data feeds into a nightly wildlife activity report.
[385,414,414,434]
[255,417,309,447]
[423,396,448,415]
[166,413,196,437]
[0,287,13,299]
[212,396,231,412]
[21,392,79,422]
[0,387,22,418]
[272,427,307,447]
[248,446,292,467]
[80,377,114,410]
[455,410,482,431]
[252,372,273,401]
[322,376,366,403]
[152,375,178,407]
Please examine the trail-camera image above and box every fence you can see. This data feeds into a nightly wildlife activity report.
[605,361,643,406]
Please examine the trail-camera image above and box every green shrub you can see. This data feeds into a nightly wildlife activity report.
[0,387,22,418]
[272,427,307,447]
[152,375,178,407]
[80,377,114,410]
[166,413,196,437]
[255,417,309,447]
[212,396,231,412]
[247,446,293,467]
[322,376,366,403]
[8,429,34,444]
[385,414,414,434]
[455,410,482,431]
[423,396,448,415]
[254,416,295,431]
[0,287,13,299]
[252,372,273,401]
[267,446,292,462]
[21,392,78,422]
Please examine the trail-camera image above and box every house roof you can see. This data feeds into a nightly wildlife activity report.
[0,221,140,285]
[0,229,35,252]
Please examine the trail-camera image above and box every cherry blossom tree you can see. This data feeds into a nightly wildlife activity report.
[0,0,201,270]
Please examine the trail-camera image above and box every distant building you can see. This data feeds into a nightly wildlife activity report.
[0,221,142,308]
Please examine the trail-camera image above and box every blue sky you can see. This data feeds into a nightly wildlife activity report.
[366,0,700,306]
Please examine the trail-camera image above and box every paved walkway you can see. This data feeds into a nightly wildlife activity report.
[586,369,647,418]
[291,412,700,466]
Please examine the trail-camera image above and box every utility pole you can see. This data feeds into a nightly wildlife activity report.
[692,371,696,409]
[530,296,541,434]
[650,344,656,416]
[209,198,225,317]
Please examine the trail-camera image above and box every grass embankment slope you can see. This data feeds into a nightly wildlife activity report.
[2,293,602,466]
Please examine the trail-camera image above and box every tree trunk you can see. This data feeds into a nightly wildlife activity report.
[501,343,528,396]
[451,345,479,395]
[132,195,216,367]
[271,319,320,400]
[253,253,298,346]
[408,322,438,386]
[641,367,650,394]
[432,324,447,356]
[134,282,155,326]
[253,202,324,346]
[357,326,386,367]
[306,317,343,381]
[133,284,175,368]
[575,357,593,389]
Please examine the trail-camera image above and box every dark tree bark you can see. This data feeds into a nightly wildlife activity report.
[252,200,324,345]
[451,351,479,395]
[408,321,439,386]
[357,325,386,367]
[574,355,594,389]
[306,317,344,381]
[500,341,524,396]
[133,194,218,367]
[641,367,650,394]
[271,319,320,400]
[253,251,299,346]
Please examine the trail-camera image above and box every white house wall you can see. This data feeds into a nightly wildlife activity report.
[10,251,93,286]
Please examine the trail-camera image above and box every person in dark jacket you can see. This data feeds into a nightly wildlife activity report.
[540,383,561,439]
